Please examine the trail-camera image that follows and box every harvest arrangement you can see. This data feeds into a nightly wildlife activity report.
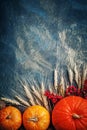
[0,68,87,130]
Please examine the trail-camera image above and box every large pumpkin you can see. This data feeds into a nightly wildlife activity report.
[23,105,50,130]
[52,96,87,130]
[0,106,22,130]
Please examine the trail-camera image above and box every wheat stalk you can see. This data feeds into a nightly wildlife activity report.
[74,64,79,86]
[19,79,36,106]
[59,76,65,96]
[30,85,44,105]
[23,85,36,105]
[81,65,87,88]
[41,82,50,111]
[68,68,74,85]
[1,97,21,106]
[78,74,82,89]
[15,95,30,106]
[54,69,58,91]
[48,84,53,93]
[34,98,43,105]
[2,67,87,112]
[31,85,42,101]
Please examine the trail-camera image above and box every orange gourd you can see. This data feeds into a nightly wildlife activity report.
[52,96,87,130]
[23,105,50,130]
[0,106,22,130]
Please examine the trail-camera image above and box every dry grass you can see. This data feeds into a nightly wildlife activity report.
[40,82,50,111]
[68,68,74,85]
[81,65,87,88]
[1,67,87,112]
[15,95,30,106]
[74,64,79,85]
[1,97,21,106]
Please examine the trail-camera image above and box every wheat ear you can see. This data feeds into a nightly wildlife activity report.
[1,97,21,106]
[74,64,79,86]
[30,86,43,105]
[54,69,58,91]
[48,84,53,93]
[31,85,42,101]
[78,74,82,89]
[41,82,50,111]
[19,79,36,106]
[81,66,87,88]
[15,95,30,106]
[59,76,65,96]
[68,68,74,85]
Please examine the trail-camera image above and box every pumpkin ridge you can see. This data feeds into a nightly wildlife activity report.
[62,98,72,111]
[74,117,87,130]
[64,96,83,112]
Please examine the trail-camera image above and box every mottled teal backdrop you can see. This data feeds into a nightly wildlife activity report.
[0,0,87,99]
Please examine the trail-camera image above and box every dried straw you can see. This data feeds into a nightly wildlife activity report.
[68,68,74,85]
[74,64,79,86]
[15,95,30,106]
[41,82,50,111]
[1,97,21,106]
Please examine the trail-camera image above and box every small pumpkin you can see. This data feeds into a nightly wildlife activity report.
[52,96,87,130]
[23,105,50,130]
[0,106,22,130]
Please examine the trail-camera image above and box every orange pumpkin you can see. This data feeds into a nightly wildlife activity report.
[23,105,50,130]
[0,106,22,130]
[52,96,87,130]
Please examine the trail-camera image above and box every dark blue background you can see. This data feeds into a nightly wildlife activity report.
[0,0,87,98]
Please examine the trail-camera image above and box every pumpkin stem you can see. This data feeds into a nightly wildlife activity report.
[6,115,11,119]
[72,113,82,119]
[29,117,38,122]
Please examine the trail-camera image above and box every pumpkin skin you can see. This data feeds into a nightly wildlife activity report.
[52,96,87,130]
[23,105,50,130]
[0,106,22,130]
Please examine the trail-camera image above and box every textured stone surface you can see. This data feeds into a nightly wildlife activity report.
[0,0,87,103]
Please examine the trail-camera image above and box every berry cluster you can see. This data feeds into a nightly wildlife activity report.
[44,79,87,104]
[65,85,87,99]
[65,86,80,96]
[44,91,63,104]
